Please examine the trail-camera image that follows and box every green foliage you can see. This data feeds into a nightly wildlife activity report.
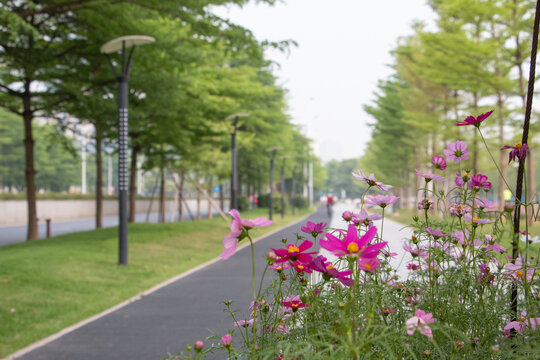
[237,196,250,211]
[325,158,366,198]
[293,195,307,209]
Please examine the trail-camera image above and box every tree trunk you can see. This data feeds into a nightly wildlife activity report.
[196,171,201,220]
[178,171,184,222]
[95,124,103,228]
[208,175,213,219]
[220,182,225,212]
[23,86,37,240]
[159,163,165,223]
[128,143,140,223]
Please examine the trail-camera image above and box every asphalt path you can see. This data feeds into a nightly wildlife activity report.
[14,206,330,360]
[10,203,412,360]
[0,211,218,247]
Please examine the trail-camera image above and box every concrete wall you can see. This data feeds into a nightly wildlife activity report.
[0,199,229,226]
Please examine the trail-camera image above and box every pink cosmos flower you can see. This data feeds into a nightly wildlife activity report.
[221,209,273,260]
[234,318,256,328]
[379,308,397,315]
[272,240,317,264]
[417,199,433,211]
[403,243,428,259]
[357,257,381,273]
[407,263,419,271]
[449,203,470,217]
[502,143,529,164]
[463,213,491,225]
[477,197,497,211]
[365,195,399,208]
[415,169,445,182]
[431,155,447,170]
[468,174,492,190]
[444,141,470,162]
[352,169,393,191]
[481,234,506,253]
[300,221,327,238]
[352,209,382,227]
[452,229,470,245]
[504,256,535,283]
[406,309,436,338]
[221,334,232,347]
[456,110,494,127]
[291,261,313,274]
[426,227,450,239]
[320,224,387,259]
[307,255,353,286]
[504,312,540,334]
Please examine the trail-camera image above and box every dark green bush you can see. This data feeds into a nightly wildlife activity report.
[237,196,250,211]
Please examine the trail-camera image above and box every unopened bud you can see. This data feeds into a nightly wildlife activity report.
[194,341,204,352]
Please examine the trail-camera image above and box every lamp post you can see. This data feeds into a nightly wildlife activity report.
[225,113,249,211]
[101,35,155,266]
[266,146,281,220]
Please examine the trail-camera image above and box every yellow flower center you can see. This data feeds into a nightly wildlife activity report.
[326,264,335,270]
[291,303,299,308]
[516,271,523,277]
[347,242,360,253]
[297,264,304,270]
[515,142,522,149]
[365,264,372,270]
[473,217,479,223]
[288,245,300,253]
[519,317,527,322]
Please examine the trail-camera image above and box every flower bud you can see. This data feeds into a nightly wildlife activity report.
[281,238,288,244]
[194,341,204,352]
[342,210,353,221]
[221,334,232,348]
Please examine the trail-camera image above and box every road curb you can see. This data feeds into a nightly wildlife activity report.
[3,209,316,360]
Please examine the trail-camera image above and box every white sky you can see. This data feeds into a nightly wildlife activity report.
[216,0,437,162]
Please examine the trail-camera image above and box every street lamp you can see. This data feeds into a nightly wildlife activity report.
[266,146,282,220]
[101,35,155,266]
[225,113,250,210]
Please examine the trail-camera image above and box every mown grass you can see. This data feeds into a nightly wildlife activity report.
[0,207,314,358]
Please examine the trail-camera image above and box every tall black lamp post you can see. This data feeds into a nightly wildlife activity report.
[101,35,155,266]
[225,113,249,211]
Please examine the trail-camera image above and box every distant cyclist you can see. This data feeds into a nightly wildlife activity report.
[326,194,334,217]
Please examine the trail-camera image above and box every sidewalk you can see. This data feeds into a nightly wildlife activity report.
[9,207,329,360]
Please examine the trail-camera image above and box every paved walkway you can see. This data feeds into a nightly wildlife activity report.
[10,203,413,360]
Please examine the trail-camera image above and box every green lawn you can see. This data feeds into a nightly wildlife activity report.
[0,207,314,358]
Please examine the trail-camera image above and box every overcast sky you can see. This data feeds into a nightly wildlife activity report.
[215,0,437,162]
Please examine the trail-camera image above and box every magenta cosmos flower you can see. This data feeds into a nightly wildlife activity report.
[272,240,317,264]
[415,169,445,182]
[504,312,540,334]
[365,195,399,208]
[300,221,327,238]
[281,299,308,312]
[406,309,436,338]
[352,169,393,191]
[431,155,447,170]
[468,174,492,190]
[307,255,353,286]
[456,110,494,127]
[320,224,387,259]
[501,142,529,163]
[221,209,273,260]
[443,141,470,162]
[463,213,491,225]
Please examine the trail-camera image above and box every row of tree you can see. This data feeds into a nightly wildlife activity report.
[0,0,323,240]
[360,0,538,209]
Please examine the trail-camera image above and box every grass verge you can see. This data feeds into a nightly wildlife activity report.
[0,207,314,358]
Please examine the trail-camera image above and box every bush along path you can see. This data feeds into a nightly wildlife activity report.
[169,114,539,360]
[8,207,328,360]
